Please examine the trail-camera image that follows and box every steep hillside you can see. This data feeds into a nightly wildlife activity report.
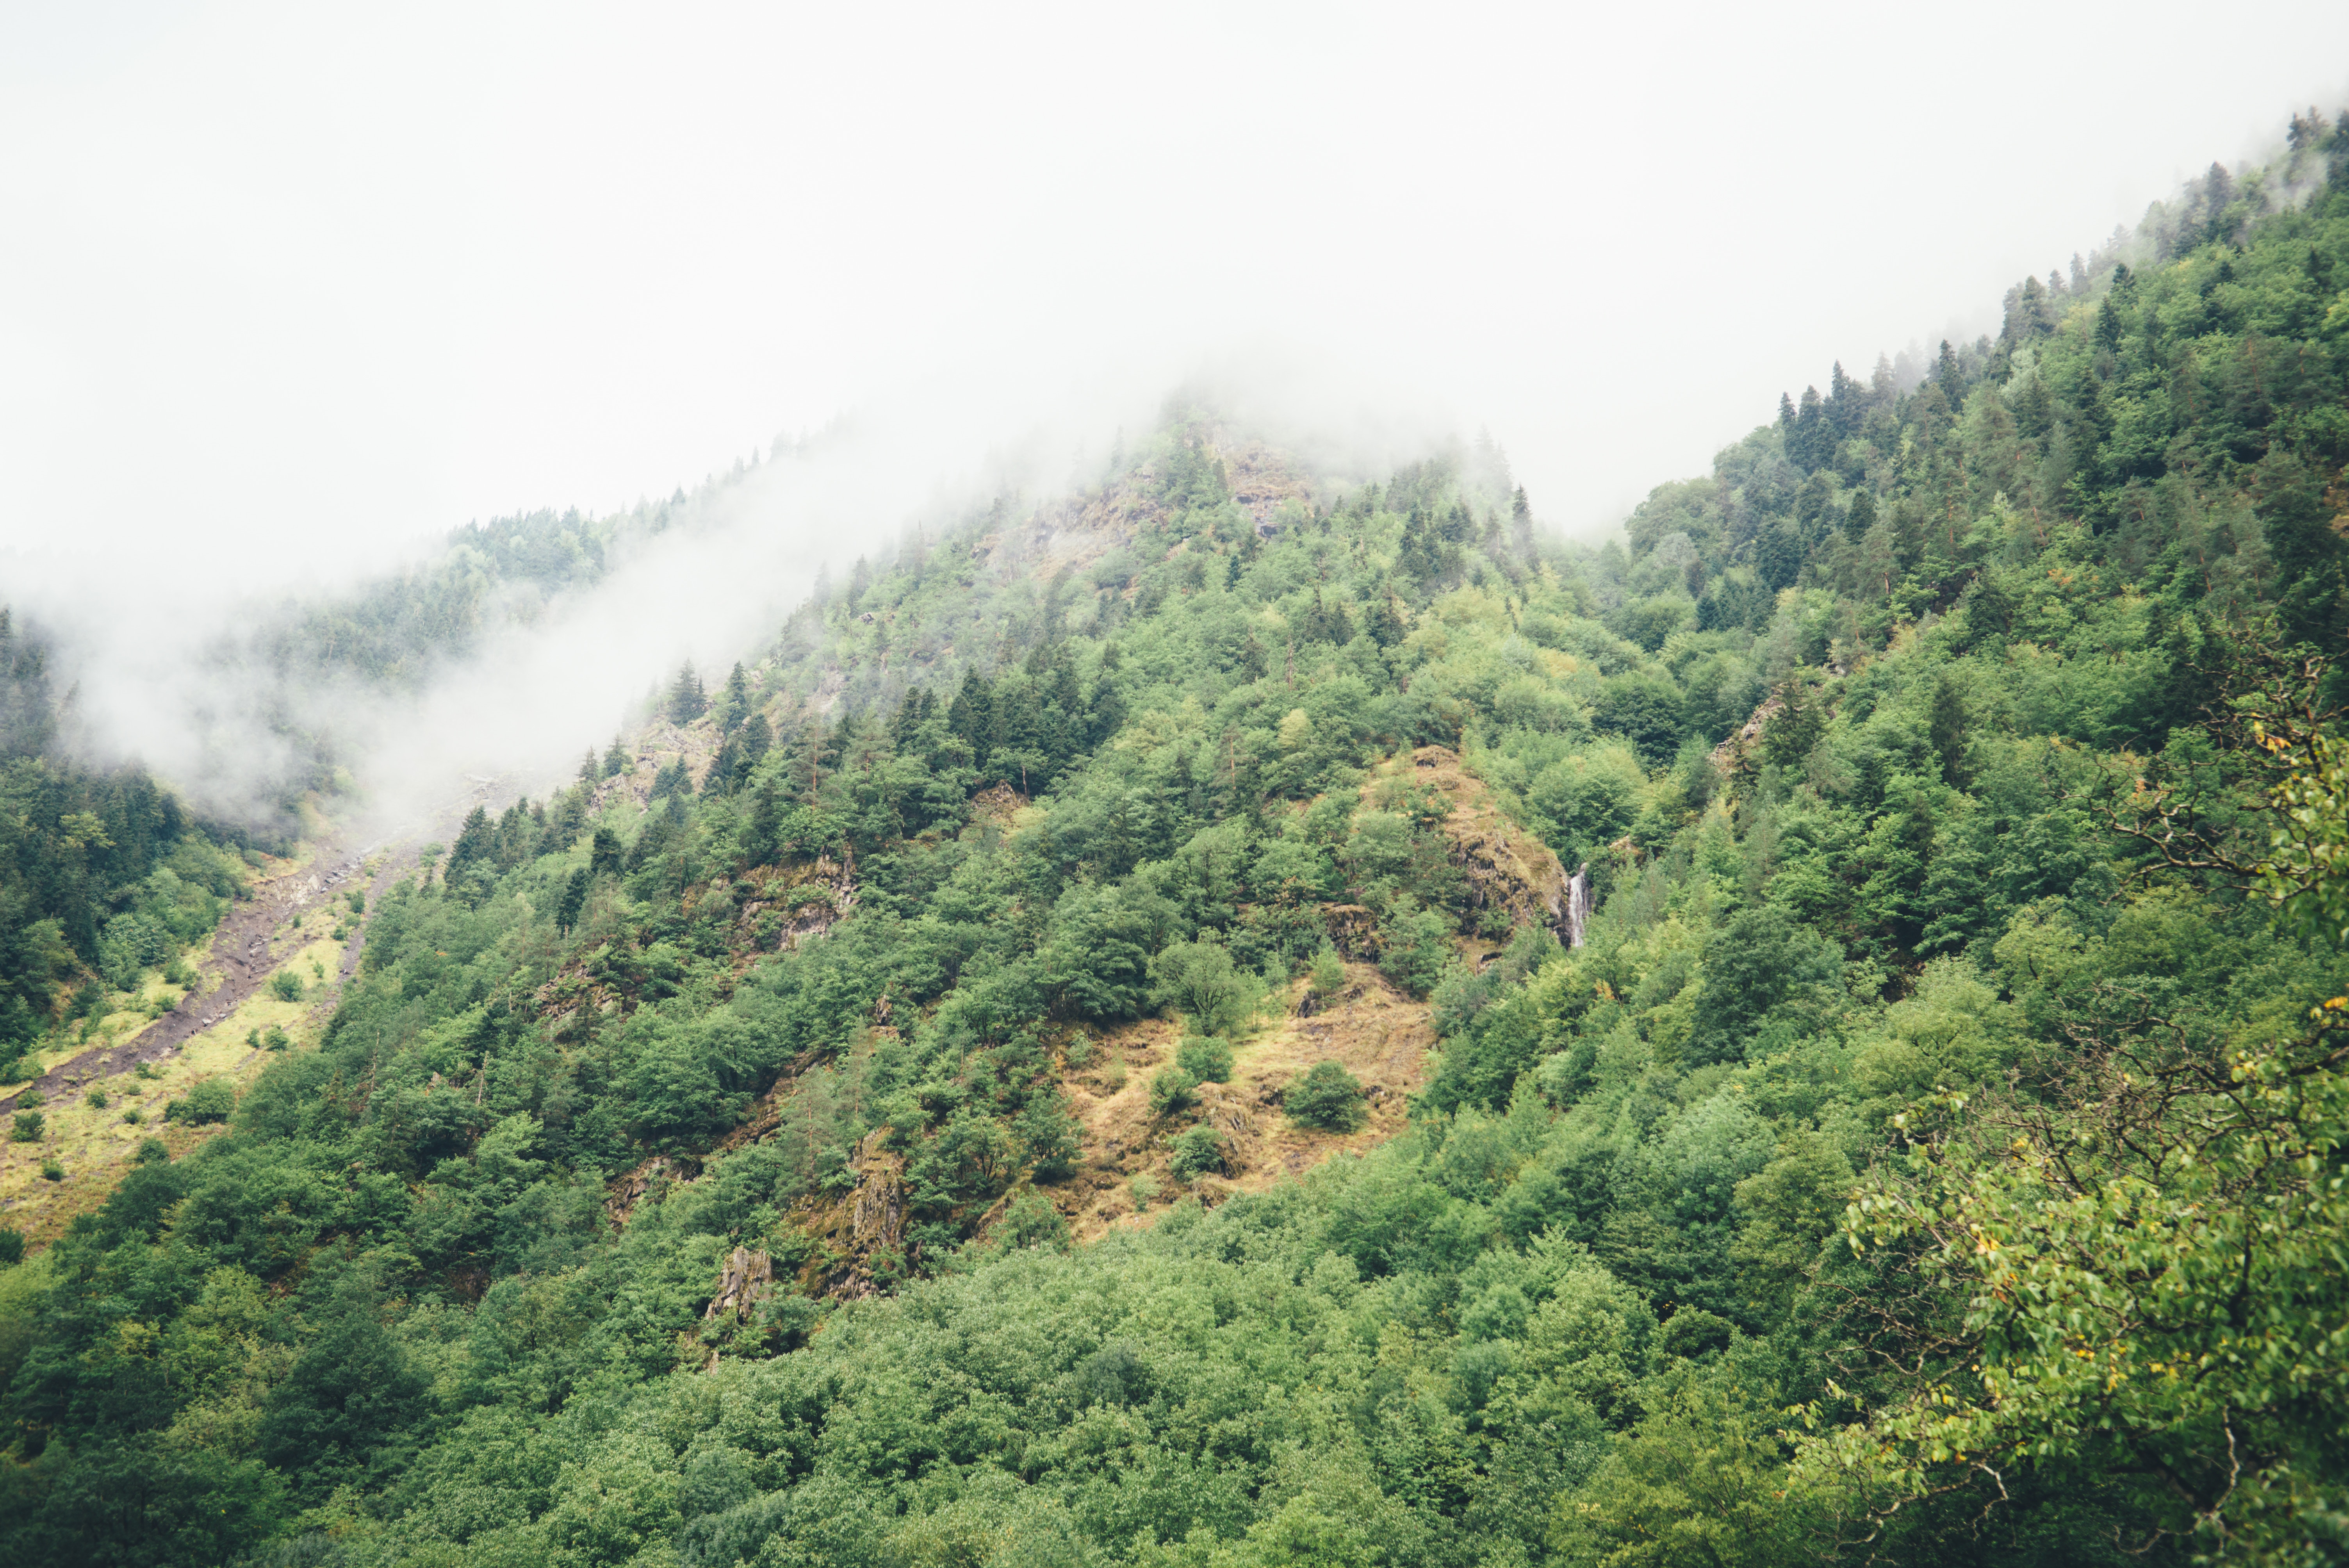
[5,110,2349,1568]
[0,611,257,1090]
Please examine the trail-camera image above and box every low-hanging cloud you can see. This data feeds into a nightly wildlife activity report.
[10,5,2344,582]
[6,340,1471,839]
[7,2,2343,836]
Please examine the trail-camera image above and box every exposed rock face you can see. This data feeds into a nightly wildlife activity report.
[966,782,1028,825]
[1321,903,1383,960]
[1445,811,1570,938]
[914,427,1312,595]
[1320,747,1585,955]
[1390,747,1579,947]
[698,1244,777,1370]
[796,1128,906,1301]
[1221,438,1315,532]
[536,850,861,1025]
[733,850,858,953]
[704,1245,774,1320]
[605,1155,675,1227]
[1711,694,1782,778]
[844,1132,904,1257]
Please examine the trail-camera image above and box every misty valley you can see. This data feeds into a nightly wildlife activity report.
[5,111,2349,1568]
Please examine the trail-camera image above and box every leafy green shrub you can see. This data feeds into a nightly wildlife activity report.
[1127,1172,1160,1211]
[1309,944,1346,998]
[269,969,303,1002]
[38,1157,61,1182]
[121,1107,143,1125]
[262,1027,290,1052]
[1168,1125,1227,1182]
[134,1138,169,1165]
[1688,906,1842,1066]
[1526,745,1644,862]
[1013,1096,1081,1181]
[1284,1060,1367,1132]
[348,889,365,915]
[9,1110,42,1142]
[134,1061,157,1080]
[167,1078,234,1125]
[1174,1037,1233,1083]
[1148,1066,1198,1120]
[84,1088,105,1109]
[98,911,174,989]
[16,1089,41,1108]
[1149,941,1258,1037]
[1341,811,1414,895]
[0,1227,22,1266]
[1657,1307,1734,1360]
[1378,903,1454,997]
[1592,671,1687,766]
[994,1190,1069,1252]
[161,957,192,987]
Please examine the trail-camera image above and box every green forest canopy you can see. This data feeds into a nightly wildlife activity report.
[4,112,2349,1567]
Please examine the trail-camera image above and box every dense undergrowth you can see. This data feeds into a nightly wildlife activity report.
[5,114,2349,1566]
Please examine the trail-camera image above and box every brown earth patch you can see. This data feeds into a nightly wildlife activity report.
[733,965,1436,1294]
[1042,961,1433,1245]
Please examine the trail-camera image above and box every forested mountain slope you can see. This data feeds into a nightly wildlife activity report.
[5,112,2349,1568]
[0,611,253,1086]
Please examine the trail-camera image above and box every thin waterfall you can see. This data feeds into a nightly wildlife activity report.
[1565,863,1593,950]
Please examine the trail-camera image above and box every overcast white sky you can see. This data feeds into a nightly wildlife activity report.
[4,1,2347,578]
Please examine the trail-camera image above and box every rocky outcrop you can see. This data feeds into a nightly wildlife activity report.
[841,1131,905,1271]
[732,850,858,953]
[1221,439,1316,533]
[1321,903,1383,960]
[1390,747,1579,947]
[606,1155,677,1227]
[1711,694,1782,778]
[794,1128,906,1301]
[704,1245,774,1321]
[698,1244,778,1370]
[536,850,860,1023]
